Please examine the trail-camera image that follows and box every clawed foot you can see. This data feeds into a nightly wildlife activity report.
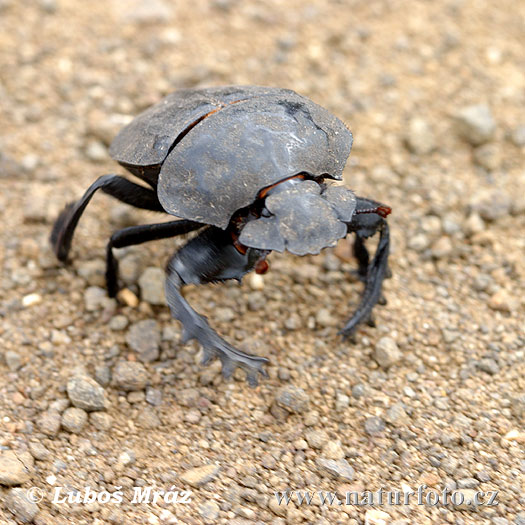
[180,314,268,386]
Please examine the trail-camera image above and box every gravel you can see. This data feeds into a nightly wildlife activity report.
[2,2,524,524]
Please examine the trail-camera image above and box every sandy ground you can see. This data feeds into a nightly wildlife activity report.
[0,0,524,524]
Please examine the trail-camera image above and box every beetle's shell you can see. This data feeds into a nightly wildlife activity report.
[109,86,352,229]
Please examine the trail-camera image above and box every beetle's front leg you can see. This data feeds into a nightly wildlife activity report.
[340,197,391,337]
[164,227,269,387]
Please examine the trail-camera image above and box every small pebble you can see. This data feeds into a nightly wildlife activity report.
[0,450,31,486]
[385,402,410,426]
[405,117,435,154]
[145,387,162,406]
[510,124,525,146]
[473,143,501,170]
[304,429,328,449]
[275,385,310,413]
[199,500,220,521]
[89,412,113,431]
[488,289,516,312]
[85,139,107,162]
[249,273,265,290]
[113,361,149,391]
[180,464,220,487]
[457,477,479,489]
[431,236,453,259]
[61,407,88,433]
[5,350,22,371]
[470,189,512,222]
[76,259,106,287]
[138,267,166,305]
[316,308,337,327]
[352,383,366,398]
[364,416,386,435]
[364,509,390,525]
[477,358,499,375]
[94,365,112,387]
[5,488,39,523]
[119,254,144,285]
[321,440,345,460]
[48,398,70,413]
[316,458,355,481]
[137,407,161,429]
[335,393,350,412]
[215,307,235,323]
[67,375,107,411]
[22,293,42,307]
[408,232,430,252]
[127,390,145,403]
[510,393,525,420]
[117,288,140,307]
[454,104,496,145]
[28,442,51,461]
[84,286,108,312]
[464,213,485,236]
[373,337,401,368]
[126,319,161,362]
[37,410,61,437]
[109,314,129,331]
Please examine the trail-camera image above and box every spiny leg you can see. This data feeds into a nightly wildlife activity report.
[341,195,391,338]
[165,228,269,386]
[341,220,390,337]
[353,234,370,281]
[51,174,166,262]
[106,220,204,297]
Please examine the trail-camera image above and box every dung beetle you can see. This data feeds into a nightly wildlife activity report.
[51,85,391,386]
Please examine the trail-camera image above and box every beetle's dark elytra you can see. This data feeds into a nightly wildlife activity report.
[51,85,391,386]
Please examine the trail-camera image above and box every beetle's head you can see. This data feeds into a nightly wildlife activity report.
[237,177,356,256]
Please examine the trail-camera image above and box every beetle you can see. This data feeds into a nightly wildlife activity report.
[51,85,391,386]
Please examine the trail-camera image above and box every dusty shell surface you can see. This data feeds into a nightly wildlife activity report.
[0,1,524,524]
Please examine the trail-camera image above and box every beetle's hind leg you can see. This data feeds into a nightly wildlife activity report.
[51,174,166,262]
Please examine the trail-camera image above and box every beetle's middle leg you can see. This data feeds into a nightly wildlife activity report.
[165,227,269,386]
